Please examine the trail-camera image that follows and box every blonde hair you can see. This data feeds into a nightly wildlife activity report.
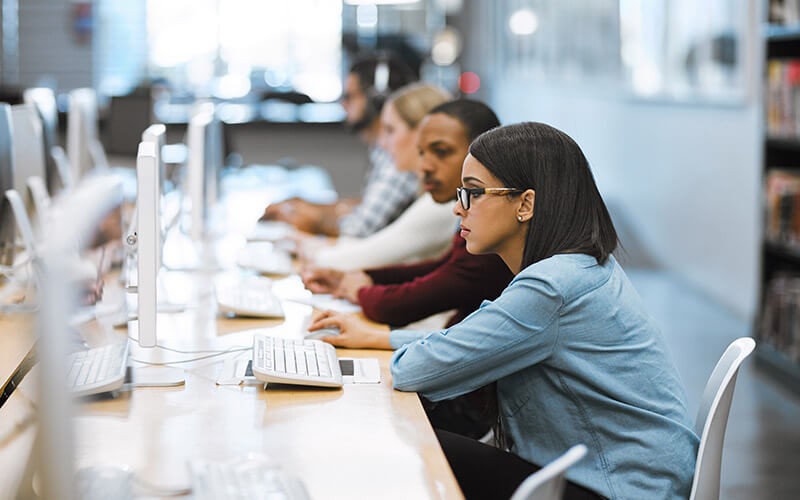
[386,83,451,129]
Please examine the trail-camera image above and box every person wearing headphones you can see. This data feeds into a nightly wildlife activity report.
[262,55,419,238]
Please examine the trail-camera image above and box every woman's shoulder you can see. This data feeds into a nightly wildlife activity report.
[513,253,617,302]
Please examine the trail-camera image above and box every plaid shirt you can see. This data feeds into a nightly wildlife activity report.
[338,146,419,237]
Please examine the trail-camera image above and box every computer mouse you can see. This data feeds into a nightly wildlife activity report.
[305,327,340,340]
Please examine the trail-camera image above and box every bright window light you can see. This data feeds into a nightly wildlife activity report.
[147,0,342,101]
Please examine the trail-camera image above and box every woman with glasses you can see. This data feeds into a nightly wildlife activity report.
[311,122,698,500]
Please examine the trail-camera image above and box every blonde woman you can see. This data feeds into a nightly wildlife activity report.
[307,83,454,270]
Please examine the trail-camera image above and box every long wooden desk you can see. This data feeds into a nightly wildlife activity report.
[0,241,463,499]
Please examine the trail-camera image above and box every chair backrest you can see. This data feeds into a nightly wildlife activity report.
[689,337,756,500]
[510,444,587,500]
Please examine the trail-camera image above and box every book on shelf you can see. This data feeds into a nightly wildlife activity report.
[760,273,800,363]
[765,170,800,248]
[766,60,800,138]
[770,0,800,25]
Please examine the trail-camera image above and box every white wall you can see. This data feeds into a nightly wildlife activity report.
[488,28,762,320]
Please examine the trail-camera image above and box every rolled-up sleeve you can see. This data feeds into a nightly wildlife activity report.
[390,275,563,401]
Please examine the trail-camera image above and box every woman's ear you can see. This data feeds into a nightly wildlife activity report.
[516,189,535,223]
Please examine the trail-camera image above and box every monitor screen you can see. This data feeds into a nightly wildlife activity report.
[10,104,47,215]
[136,141,159,348]
[0,104,16,267]
[186,107,223,240]
[141,124,167,270]
[23,87,62,194]
[67,88,99,182]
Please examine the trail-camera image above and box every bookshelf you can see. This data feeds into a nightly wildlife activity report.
[759,23,800,394]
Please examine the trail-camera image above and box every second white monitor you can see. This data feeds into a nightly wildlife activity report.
[136,141,159,348]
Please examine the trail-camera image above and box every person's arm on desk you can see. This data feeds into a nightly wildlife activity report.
[301,268,345,294]
[261,199,348,237]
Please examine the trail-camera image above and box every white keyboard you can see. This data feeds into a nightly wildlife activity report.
[216,286,285,318]
[252,334,342,388]
[236,243,293,276]
[67,342,129,396]
[191,456,310,500]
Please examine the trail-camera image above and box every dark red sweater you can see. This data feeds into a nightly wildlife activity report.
[357,233,513,327]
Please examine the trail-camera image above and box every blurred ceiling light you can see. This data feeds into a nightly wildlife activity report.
[357,4,378,28]
[345,0,420,5]
[431,28,462,66]
[508,8,539,36]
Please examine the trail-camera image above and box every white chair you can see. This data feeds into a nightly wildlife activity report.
[509,444,587,500]
[689,337,756,500]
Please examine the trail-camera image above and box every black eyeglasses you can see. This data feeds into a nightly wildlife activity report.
[456,187,524,210]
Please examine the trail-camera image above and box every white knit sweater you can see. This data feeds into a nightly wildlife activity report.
[311,193,455,271]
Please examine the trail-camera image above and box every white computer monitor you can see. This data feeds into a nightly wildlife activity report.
[67,88,107,182]
[10,104,48,219]
[186,106,223,240]
[142,123,166,193]
[0,104,16,267]
[141,124,167,265]
[23,87,64,195]
[136,141,159,348]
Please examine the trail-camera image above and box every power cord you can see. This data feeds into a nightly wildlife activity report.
[126,336,250,366]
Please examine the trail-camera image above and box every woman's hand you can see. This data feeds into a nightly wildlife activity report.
[333,271,373,303]
[301,268,344,294]
[309,310,391,349]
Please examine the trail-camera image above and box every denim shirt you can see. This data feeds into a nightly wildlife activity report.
[390,254,698,500]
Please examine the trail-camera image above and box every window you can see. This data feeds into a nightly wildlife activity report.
[146,0,343,102]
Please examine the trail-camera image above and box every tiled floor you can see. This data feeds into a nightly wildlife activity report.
[627,268,800,499]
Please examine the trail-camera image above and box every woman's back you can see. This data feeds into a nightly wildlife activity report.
[391,253,698,499]
[499,254,698,499]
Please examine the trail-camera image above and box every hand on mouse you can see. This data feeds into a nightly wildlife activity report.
[308,310,391,349]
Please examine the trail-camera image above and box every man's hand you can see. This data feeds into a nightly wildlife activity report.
[333,271,373,304]
[301,268,345,294]
[261,199,335,235]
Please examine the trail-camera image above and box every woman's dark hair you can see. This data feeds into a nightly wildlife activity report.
[427,99,501,142]
[469,122,618,267]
